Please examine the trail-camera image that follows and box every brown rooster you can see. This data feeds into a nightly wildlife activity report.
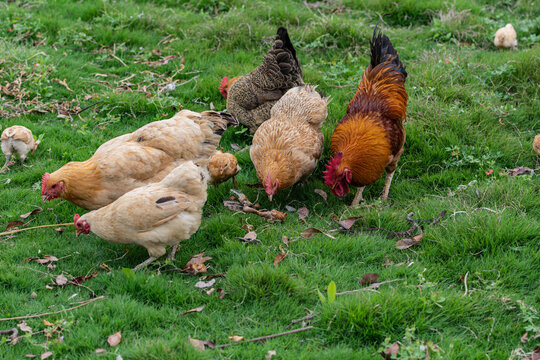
[42,110,237,210]
[323,27,408,206]
[226,27,303,133]
[250,85,328,201]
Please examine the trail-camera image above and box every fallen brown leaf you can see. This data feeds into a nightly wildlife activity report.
[526,346,540,360]
[395,233,424,250]
[218,288,226,299]
[282,235,289,245]
[52,78,73,92]
[360,273,379,286]
[55,274,68,286]
[5,220,24,230]
[43,319,54,326]
[181,305,205,316]
[380,342,399,359]
[338,216,362,230]
[21,208,43,219]
[95,348,106,355]
[183,253,212,275]
[301,228,335,239]
[273,250,287,267]
[69,272,98,285]
[521,331,529,343]
[314,189,328,204]
[504,167,534,176]
[242,223,254,231]
[41,352,53,360]
[18,321,32,332]
[195,278,216,288]
[297,207,309,223]
[107,331,122,347]
[228,335,245,342]
[189,337,215,351]
[238,231,260,244]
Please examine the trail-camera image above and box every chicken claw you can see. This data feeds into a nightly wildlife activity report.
[167,244,180,262]
[133,256,157,271]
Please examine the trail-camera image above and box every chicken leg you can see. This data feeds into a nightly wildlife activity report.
[351,187,365,207]
[166,244,180,261]
[381,171,395,202]
[133,256,157,271]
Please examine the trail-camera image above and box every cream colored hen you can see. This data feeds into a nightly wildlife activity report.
[250,85,328,200]
[74,161,208,270]
[42,110,236,210]
[1,125,38,166]
[494,24,518,50]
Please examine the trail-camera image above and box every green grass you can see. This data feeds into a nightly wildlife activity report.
[1,0,539,359]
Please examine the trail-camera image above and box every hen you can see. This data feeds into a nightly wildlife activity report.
[43,110,237,210]
[323,27,408,206]
[494,24,518,50]
[1,125,38,166]
[250,85,328,201]
[74,161,208,270]
[208,150,241,185]
[226,27,303,133]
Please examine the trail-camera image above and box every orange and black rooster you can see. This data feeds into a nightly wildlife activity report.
[323,27,408,206]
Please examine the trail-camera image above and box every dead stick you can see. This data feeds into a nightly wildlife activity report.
[0,296,105,322]
[0,223,73,236]
[463,271,469,297]
[215,326,313,349]
[285,313,320,329]
[336,279,405,296]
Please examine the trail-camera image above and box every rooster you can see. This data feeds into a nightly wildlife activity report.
[219,76,242,99]
[323,27,408,206]
[1,125,39,166]
[42,110,237,210]
[74,161,208,270]
[226,27,303,133]
[250,85,328,201]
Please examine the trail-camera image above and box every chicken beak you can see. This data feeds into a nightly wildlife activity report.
[42,195,48,201]
[75,229,81,237]
[268,193,273,202]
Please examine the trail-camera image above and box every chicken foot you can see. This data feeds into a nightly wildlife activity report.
[350,187,365,207]
[133,256,157,271]
[381,171,395,202]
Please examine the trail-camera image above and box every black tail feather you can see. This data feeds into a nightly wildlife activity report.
[277,27,300,70]
[369,25,407,79]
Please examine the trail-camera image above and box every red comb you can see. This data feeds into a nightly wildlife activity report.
[220,77,228,98]
[323,152,343,187]
[73,214,80,224]
[41,173,50,195]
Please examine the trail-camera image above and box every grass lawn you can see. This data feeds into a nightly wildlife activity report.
[1,0,539,358]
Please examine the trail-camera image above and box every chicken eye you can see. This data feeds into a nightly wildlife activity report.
[52,184,56,189]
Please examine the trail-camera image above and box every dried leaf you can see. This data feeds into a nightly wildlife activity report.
[301,228,335,239]
[285,205,296,212]
[228,335,245,342]
[244,231,257,241]
[107,331,122,347]
[242,224,254,231]
[95,348,106,355]
[69,272,98,285]
[521,331,529,343]
[5,220,24,230]
[31,292,38,299]
[52,78,73,92]
[380,342,399,359]
[189,337,215,351]
[338,216,362,230]
[282,236,289,245]
[273,251,287,267]
[314,189,328,204]
[297,207,309,222]
[20,208,42,219]
[195,278,216,288]
[43,319,54,326]
[504,167,534,176]
[266,350,277,359]
[205,288,215,295]
[18,321,32,332]
[218,288,226,299]
[395,233,424,250]
[181,305,205,316]
[223,200,243,212]
[54,227,63,233]
[183,253,212,275]
[55,274,68,286]
[360,273,379,286]
[41,352,53,360]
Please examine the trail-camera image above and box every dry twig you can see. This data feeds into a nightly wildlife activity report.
[0,223,73,236]
[215,326,313,349]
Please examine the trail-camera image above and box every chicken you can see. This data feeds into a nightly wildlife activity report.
[226,27,303,133]
[323,27,408,206]
[74,161,208,270]
[250,85,328,201]
[207,150,241,185]
[1,125,39,166]
[219,76,242,98]
[534,134,540,156]
[494,24,518,50]
[42,110,237,210]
